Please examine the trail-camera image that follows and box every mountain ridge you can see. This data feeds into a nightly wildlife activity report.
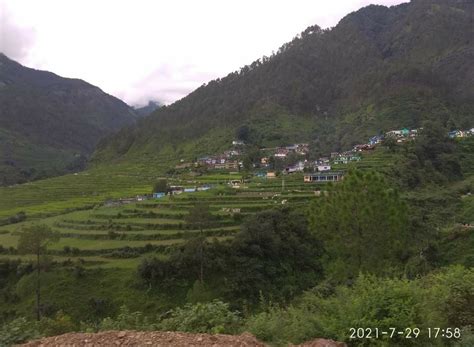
[92,0,473,165]
[0,54,138,185]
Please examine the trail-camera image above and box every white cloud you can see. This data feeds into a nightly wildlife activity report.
[0,0,408,105]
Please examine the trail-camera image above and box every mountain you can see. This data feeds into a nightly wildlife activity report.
[133,101,162,117]
[0,53,138,185]
[93,0,474,165]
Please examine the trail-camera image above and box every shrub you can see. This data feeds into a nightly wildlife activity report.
[0,317,39,346]
[159,300,241,334]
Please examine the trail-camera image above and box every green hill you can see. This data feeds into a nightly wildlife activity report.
[93,0,473,164]
[0,54,138,185]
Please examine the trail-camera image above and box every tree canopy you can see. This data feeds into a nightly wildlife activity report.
[309,170,410,282]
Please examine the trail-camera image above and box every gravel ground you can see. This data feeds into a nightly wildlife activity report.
[17,331,347,347]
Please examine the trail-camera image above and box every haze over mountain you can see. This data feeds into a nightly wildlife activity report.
[133,101,162,118]
[0,53,138,185]
[94,0,474,164]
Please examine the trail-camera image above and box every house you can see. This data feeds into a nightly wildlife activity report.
[255,172,266,178]
[285,161,305,174]
[184,188,196,193]
[232,140,245,146]
[295,143,310,155]
[169,186,184,195]
[274,148,289,158]
[214,160,239,170]
[304,171,344,183]
[197,185,211,191]
[369,135,383,145]
[136,195,148,202]
[153,192,166,199]
[353,144,374,152]
[229,179,242,188]
[386,130,403,138]
[317,165,331,172]
[260,157,269,165]
[267,172,277,179]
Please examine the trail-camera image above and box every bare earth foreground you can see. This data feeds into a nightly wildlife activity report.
[17,331,347,347]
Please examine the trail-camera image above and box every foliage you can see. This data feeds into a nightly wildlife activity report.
[139,208,322,306]
[246,267,474,346]
[0,317,39,346]
[152,179,169,194]
[94,0,474,166]
[17,224,60,256]
[0,54,137,186]
[308,170,410,282]
[392,121,463,189]
[38,311,76,337]
[99,305,154,331]
[159,300,241,334]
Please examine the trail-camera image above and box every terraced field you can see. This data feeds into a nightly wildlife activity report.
[0,172,325,268]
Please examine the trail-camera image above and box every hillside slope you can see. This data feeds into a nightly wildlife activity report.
[0,54,138,185]
[93,0,474,164]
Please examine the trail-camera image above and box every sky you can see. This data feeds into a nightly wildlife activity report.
[0,0,408,106]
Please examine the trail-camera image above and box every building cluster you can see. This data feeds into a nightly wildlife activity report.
[448,128,474,139]
[153,185,212,199]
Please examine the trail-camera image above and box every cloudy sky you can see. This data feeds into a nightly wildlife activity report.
[1,0,408,106]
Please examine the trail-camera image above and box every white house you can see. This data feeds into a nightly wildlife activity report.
[317,165,331,172]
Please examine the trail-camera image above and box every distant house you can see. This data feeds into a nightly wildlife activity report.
[304,171,344,183]
[274,149,289,158]
[285,161,305,174]
[153,192,166,199]
[260,157,269,165]
[255,172,266,178]
[317,165,331,172]
[267,172,277,179]
[353,144,374,152]
[197,185,211,191]
[169,186,184,195]
[229,179,242,188]
[184,187,196,193]
[136,195,148,202]
[232,140,245,146]
[386,130,403,138]
[214,160,239,170]
[369,135,383,145]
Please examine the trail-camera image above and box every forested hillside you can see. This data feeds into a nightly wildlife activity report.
[0,54,138,185]
[94,0,474,163]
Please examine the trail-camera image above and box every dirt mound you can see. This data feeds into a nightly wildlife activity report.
[18,331,268,347]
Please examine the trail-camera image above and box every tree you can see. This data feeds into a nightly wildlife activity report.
[185,204,213,283]
[17,224,60,320]
[308,170,410,282]
[153,179,169,194]
[226,208,322,304]
[236,125,250,142]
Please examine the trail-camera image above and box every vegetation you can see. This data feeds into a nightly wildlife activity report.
[309,170,410,282]
[0,0,474,345]
[17,225,60,320]
[0,53,138,186]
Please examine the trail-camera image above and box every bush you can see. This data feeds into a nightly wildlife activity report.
[159,300,241,334]
[0,317,39,346]
[99,306,154,331]
[38,311,76,337]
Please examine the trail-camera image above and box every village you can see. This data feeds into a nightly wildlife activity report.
[105,126,474,206]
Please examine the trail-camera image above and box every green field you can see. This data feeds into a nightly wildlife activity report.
[0,170,324,269]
